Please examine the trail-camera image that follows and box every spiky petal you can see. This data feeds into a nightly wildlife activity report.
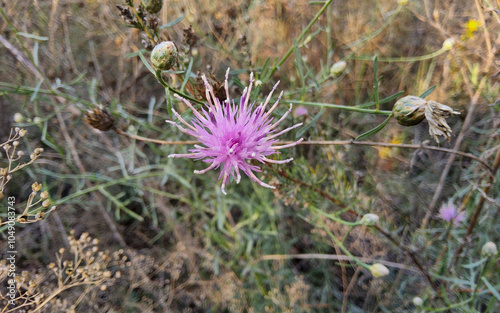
[168,68,302,194]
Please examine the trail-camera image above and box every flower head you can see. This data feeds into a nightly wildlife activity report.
[168,69,303,194]
[438,202,466,226]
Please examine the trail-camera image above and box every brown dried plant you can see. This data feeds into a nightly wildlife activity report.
[0,231,128,313]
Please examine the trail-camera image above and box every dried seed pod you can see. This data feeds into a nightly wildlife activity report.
[151,41,178,70]
[143,0,163,14]
[392,96,427,126]
[84,106,116,131]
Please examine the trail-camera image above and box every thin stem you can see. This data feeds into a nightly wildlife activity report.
[269,0,334,77]
[349,46,449,63]
[155,70,204,104]
[451,148,500,267]
[286,99,393,115]
[257,253,418,272]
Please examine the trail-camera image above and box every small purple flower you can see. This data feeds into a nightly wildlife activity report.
[293,106,308,117]
[167,69,303,194]
[438,202,466,226]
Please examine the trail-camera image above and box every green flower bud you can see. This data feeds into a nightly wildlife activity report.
[13,113,23,123]
[151,41,178,70]
[442,38,454,51]
[143,0,163,14]
[481,241,497,257]
[369,263,389,278]
[412,297,423,306]
[360,213,379,226]
[330,60,347,76]
[392,96,427,126]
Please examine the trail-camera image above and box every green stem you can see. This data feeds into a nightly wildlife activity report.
[286,99,393,115]
[155,70,204,105]
[314,206,363,227]
[317,214,370,269]
[350,47,449,63]
[52,171,168,206]
[269,0,334,77]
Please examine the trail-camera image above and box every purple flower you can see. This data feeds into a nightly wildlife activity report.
[438,202,466,226]
[167,69,303,195]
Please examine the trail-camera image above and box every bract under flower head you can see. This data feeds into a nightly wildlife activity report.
[168,68,303,195]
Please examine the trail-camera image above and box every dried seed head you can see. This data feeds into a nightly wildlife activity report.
[143,0,163,14]
[84,106,116,132]
[424,100,460,142]
[117,5,135,25]
[481,242,498,257]
[32,182,42,192]
[151,41,178,70]
[392,96,427,126]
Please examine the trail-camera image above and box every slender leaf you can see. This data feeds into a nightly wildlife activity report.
[419,85,437,99]
[355,115,392,140]
[18,32,48,41]
[296,107,323,138]
[138,51,155,74]
[159,14,185,30]
[481,277,500,301]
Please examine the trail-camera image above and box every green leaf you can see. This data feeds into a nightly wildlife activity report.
[165,87,173,119]
[481,277,500,301]
[181,57,194,92]
[356,91,404,108]
[33,41,39,66]
[296,107,323,138]
[355,115,392,141]
[138,51,155,74]
[18,32,48,41]
[159,13,185,30]
[419,85,436,99]
[30,80,43,102]
[125,49,148,58]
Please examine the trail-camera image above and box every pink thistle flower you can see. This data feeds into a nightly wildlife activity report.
[438,202,466,226]
[167,68,303,195]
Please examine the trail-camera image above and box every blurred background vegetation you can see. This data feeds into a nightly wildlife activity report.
[0,0,499,312]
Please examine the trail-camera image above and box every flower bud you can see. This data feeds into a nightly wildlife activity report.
[442,38,454,51]
[392,96,427,126]
[412,297,423,306]
[330,60,347,76]
[151,41,178,70]
[369,263,389,278]
[481,242,497,257]
[143,0,163,14]
[360,213,379,226]
[398,0,409,5]
[13,113,23,123]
